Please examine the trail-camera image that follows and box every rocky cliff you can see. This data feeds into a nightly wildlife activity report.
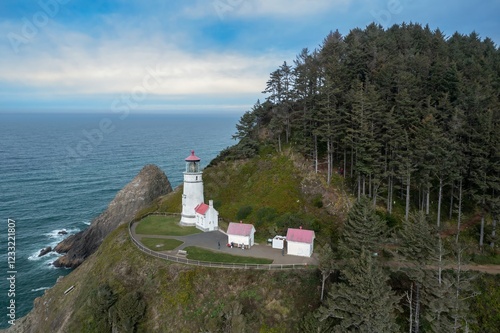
[4,224,320,333]
[53,164,172,268]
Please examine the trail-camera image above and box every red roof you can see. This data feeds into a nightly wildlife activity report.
[185,150,201,162]
[286,228,315,244]
[195,203,209,215]
[227,222,255,236]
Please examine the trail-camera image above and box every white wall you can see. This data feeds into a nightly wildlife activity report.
[195,205,219,232]
[206,201,218,231]
[180,172,204,225]
[287,241,313,257]
[228,234,249,246]
[272,236,285,249]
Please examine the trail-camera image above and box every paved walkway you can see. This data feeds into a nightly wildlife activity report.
[131,223,318,266]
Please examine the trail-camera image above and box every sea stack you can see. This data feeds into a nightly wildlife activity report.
[53,164,172,268]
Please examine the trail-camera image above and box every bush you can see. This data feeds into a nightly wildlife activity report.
[236,205,253,221]
[208,139,259,167]
[110,291,146,333]
[255,207,278,228]
[469,274,500,333]
[376,211,400,229]
[312,195,324,208]
[275,213,308,235]
[471,253,500,265]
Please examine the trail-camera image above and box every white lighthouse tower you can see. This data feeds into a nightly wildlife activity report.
[180,150,204,226]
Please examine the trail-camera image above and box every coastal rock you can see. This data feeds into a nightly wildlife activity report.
[38,246,52,257]
[53,164,172,269]
[57,230,68,235]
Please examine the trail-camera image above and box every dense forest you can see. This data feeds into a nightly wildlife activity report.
[226,23,500,332]
[232,22,499,249]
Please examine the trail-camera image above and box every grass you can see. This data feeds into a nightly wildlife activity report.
[135,215,202,236]
[471,253,500,265]
[183,246,273,264]
[140,237,183,251]
[202,153,304,222]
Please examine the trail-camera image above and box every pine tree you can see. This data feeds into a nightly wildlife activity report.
[397,212,437,333]
[233,107,257,141]
[318,244,336,301]
[396,212,474,333]
[317,248,401,332]
[339,196,387,258]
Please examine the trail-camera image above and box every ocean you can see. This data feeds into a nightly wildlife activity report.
[0,112,239,328]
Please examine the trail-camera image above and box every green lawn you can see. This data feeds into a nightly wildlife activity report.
[183,246,273,264]
[135,215,202,236]
[140,237,183,251]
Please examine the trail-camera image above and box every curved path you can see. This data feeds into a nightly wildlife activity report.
[129,220,318,269]
[130,219,500,274]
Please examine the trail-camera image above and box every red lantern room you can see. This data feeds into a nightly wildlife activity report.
[185,150,200,173]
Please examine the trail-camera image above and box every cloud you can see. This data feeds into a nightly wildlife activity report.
[247,0,352,17]
[0,22,288,102]
[185,0,352,20]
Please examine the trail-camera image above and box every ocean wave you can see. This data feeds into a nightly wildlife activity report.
[45,227,80,238]
[26,227,81,261]
[28,249,59,261]
[31,287,50,292]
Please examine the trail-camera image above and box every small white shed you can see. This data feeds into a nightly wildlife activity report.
[227,222,255,247]
[286,227,315,257]
[272,236,286,249]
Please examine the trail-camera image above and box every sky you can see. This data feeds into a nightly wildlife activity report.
[0,0,498,114]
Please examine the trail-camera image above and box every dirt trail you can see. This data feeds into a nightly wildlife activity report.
[441,214,481,237]
[384,260,500,275]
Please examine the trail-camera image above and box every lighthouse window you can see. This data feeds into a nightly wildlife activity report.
[196,176,198,180]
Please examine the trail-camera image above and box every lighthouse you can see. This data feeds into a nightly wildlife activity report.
[180,150,219,231]
[180,150,204,226]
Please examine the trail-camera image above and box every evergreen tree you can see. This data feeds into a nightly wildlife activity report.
[253,23,500,250]
[339,196,387,258]
[317,248,401,332]
[233,107,257,141]
[397,212,468,333]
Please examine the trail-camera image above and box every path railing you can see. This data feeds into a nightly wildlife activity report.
[128,218,313,270]
[134,211,181,222]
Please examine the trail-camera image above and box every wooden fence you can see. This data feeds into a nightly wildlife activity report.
[128,217,313,270]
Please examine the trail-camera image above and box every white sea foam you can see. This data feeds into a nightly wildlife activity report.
[28,227,81,261]
[31,287,50,292]
[28,248,60,261]
[45,227,80,239]
[28,253,43,261]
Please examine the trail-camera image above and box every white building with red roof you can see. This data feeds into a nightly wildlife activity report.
[227,222,256,248]
[180,150,218,232]
[194,200,219,232]
[286,227,315,257]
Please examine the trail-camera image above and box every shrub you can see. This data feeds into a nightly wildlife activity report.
[255,207,278,228]
[376,211,400,229]
[110,291,146,333]
[236,205,253,221]
[312,195,323,208]
[275,213,308,235]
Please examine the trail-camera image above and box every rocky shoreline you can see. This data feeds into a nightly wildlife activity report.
[51,164,172,268]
